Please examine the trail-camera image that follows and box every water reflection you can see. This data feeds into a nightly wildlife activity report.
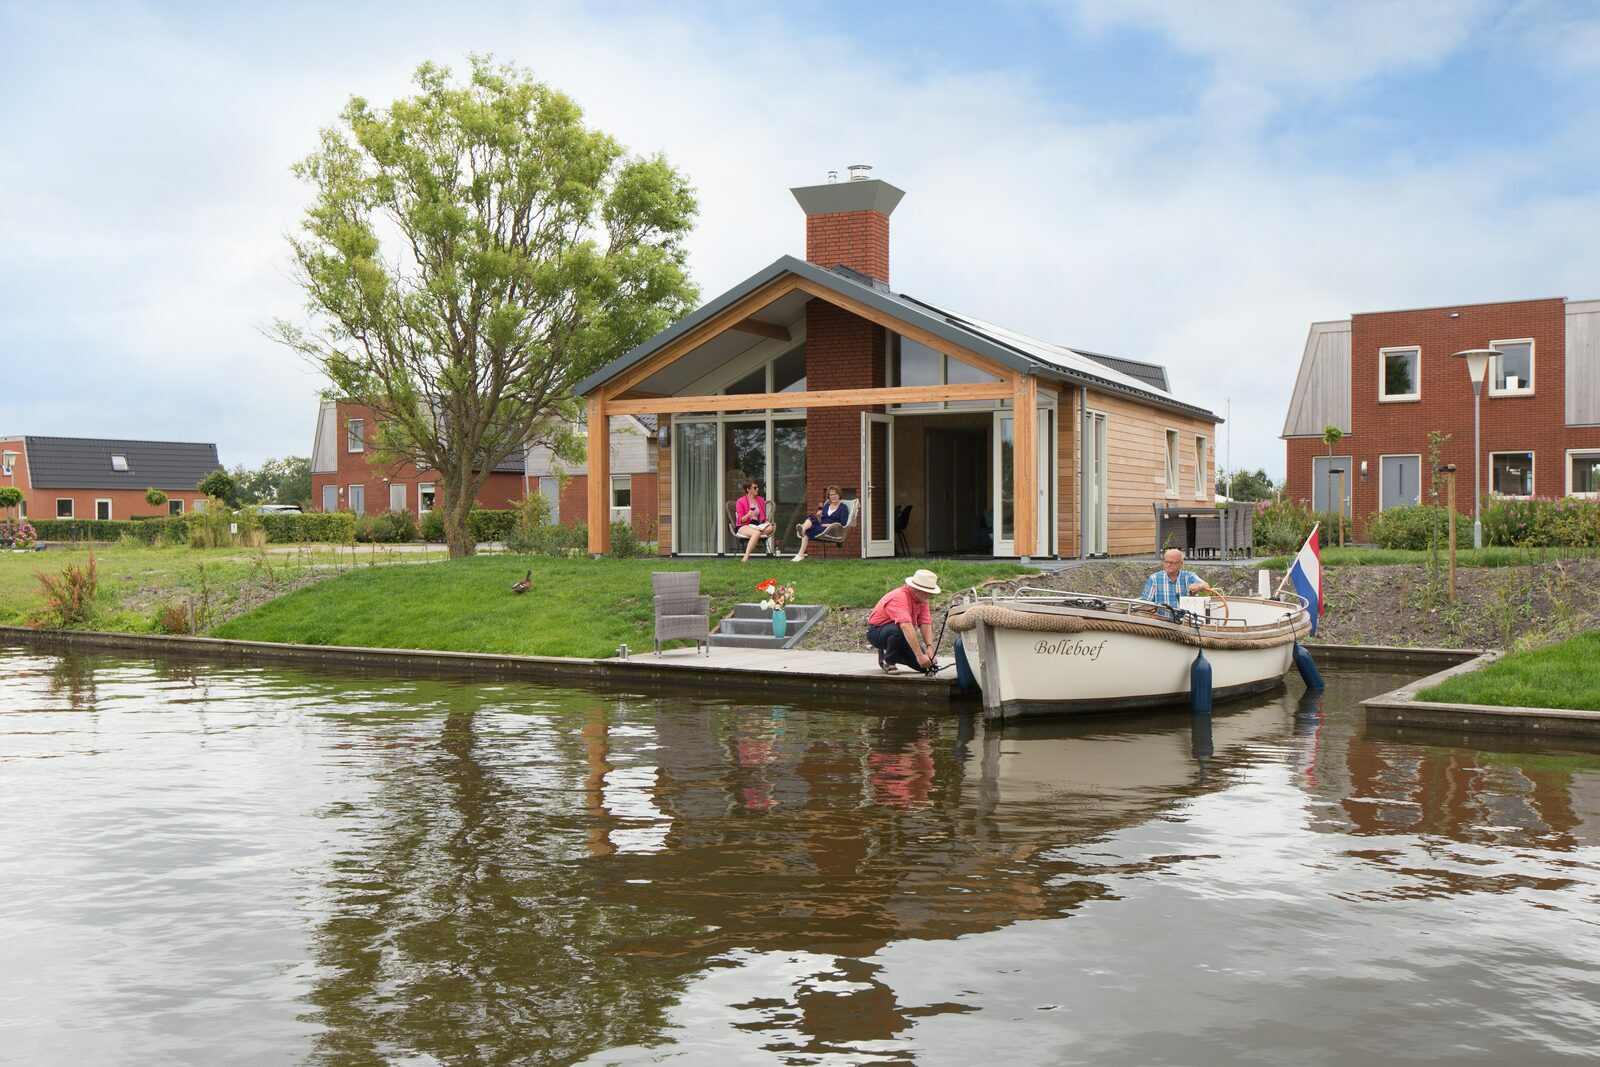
[2,645,1598,1065]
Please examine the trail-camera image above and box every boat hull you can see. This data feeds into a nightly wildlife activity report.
[953,594,1308,721]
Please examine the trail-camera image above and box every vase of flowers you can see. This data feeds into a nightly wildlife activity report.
[756,579,796,638]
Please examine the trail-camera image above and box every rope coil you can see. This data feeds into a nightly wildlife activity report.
[947,602,1309,651]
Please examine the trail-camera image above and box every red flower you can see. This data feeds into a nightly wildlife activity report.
[756,579,777,593]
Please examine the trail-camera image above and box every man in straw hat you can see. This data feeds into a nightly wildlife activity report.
[866,569,941,674]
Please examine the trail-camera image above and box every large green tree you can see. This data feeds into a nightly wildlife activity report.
[276,58,698,556]
[231,456,312,508]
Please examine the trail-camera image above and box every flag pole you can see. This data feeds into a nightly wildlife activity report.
[1274,523,1320,600]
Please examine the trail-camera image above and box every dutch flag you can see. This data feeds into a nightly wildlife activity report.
[1288,524,1322,635]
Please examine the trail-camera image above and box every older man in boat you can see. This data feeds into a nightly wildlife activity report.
[1140,548,1214,610]
[866,569,941,674]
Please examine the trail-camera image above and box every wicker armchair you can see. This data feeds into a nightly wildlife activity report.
[807,498,860,557]
[652,571,711,656]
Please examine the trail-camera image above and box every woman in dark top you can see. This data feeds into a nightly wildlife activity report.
[792,485,849,562]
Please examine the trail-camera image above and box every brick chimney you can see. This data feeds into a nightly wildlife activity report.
[791,167,905,284]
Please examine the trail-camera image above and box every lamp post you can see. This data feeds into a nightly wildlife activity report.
[1,450,18,518]
[1452,349,1495,550]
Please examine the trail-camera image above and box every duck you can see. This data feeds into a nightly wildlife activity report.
[510,569,532,595]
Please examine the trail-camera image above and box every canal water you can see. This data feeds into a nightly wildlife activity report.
[2,645,1598,1065]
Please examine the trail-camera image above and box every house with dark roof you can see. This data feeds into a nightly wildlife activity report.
[524,413,659,538]
[0,435,220,520]
[309,400,532,517]
[573,173,1221,559]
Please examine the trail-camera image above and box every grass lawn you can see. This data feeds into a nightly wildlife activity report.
[1417,631,1600,711]
[213,556,1035,658]
[1256,546,1600,570]
[0,543,446,632]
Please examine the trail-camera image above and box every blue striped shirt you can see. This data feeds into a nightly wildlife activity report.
[1141,569,1205,608]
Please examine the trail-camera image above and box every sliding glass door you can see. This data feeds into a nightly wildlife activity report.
[674,420,719,554]
[674,415,806,554]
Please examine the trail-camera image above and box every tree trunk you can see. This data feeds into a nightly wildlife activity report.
[442,496,476,559]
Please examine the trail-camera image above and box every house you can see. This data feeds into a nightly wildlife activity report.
[309,400,527,516]
[523,414,660,536]
[572,172,1221,559]
[0,435,220,520]
[1282,297,1600,536]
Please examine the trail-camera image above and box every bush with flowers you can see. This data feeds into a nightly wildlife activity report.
[1481,495,1600,548]
[756,578,795,613]
[0,517,37,549]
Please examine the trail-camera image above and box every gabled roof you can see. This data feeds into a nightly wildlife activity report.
[23,436,220,490]
[575,255,1217,423]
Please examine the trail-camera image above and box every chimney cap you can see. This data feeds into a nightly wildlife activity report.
[791,177,905,218]
[847,164,872,181]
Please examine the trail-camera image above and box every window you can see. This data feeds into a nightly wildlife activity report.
[888,334,1001,411]
[1490,451,1534,497]
[389,483,407,513]
[418,483,436,512]
[111,454,129,472]
[538,477,559,519]
[1165,430,1180,497]
[1194,436,1208,499]
[169,499,184,515]
[1379,346,1420,401]
[193,498,207,514]
[611,475,632,510]
[1489,339,1533,396]
[1569,451,1600,497]
[347,418,365,452]
[95,499,112,521]
[56,498,74,518]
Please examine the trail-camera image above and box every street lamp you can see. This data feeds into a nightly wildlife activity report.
[1452,349,1496,549]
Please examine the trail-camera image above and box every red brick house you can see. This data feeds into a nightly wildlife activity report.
[309,400,527,516]
[524,414,660,538]
[573,172,1220,559]
[0,435,219,520]
[1283,297,1600,537]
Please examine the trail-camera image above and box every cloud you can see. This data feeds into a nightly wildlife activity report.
[1,1,1598,483]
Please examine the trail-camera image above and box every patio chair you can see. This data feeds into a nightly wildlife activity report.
[725,499,777,557]
[652,571,710,656]
[811,497,860,558]
[894,504,913,556]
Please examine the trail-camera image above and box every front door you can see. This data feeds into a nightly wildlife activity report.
[993,410,1016,556]
[349,484,365,516]
[389,483,407,513]
[1380,455,1421,511]
[322,484,338,513]
[861,413,894,557]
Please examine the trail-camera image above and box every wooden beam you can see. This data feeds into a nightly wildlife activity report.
[789,277,1018,382]
[606,381,1012,416]
[586,397,611,555]
[1013,376,1038,558]
[731,317,790,341]
[600,276,803,400]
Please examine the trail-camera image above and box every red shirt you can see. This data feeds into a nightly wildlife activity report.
[868,586,931,628]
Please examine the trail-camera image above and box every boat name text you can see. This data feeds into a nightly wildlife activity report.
[1033,638,1108,661]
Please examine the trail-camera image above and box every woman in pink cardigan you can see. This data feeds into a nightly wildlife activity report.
[735,479,776,562]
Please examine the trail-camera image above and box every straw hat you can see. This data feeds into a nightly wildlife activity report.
[904,569,941,595]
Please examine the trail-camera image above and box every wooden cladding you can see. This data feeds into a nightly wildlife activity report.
[606,381,1012,416]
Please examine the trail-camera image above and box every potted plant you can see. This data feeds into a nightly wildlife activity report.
[756,578,796,638]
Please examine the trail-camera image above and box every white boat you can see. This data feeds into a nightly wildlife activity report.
[947,588,1312,720]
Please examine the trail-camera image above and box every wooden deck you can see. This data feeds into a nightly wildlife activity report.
[602,646,959,703]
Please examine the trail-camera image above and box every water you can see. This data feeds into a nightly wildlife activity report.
[2,645,1597,1066]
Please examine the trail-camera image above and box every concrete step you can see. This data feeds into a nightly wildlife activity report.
[710,603,829,650]
[708,633,790,649]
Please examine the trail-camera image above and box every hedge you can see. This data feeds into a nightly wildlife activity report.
[1481,496,1600,547]
[30,512,357,545]
[1364,504,1476,551]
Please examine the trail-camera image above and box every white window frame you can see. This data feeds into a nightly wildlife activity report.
[1566,449,1600,498]
[56,498,74,518]
[1488,337,1534,397]
[110,453,129,472]
[1488,450,1535,498]
[346,418,365,452]
[1193,435,1208,499]
[417,482,435,515]
[193,498,207,514]
[1377,453,1424,511]
[95,499,112,521]
[169,499,184,515]
[1165,429,1180,498]
[389,482,407,513]
[610,474,632,512]
[1378,345,1421,403]
[884,333,1005,413]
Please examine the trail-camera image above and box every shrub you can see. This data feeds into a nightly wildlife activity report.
[0,486,23,511]
[1253,501,1337,554]
[354,513,396,543]
[384,508,418,543]
[258,511,357,543]
[188,498,234,548]
[1482,496,1600,547]
[466,508,517,543]
[154,602,191,635]
[0,517,37,547]
[505,492,557,554]
[195,468,236,503]
[1365,504,1476,551]
[609,520,647,558]
[144,488,168,508]
[27,517,188,544]
[420,509,445,542]
[31,553,98,628]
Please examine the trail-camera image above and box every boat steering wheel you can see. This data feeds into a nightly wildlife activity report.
[1205,590,1230,625]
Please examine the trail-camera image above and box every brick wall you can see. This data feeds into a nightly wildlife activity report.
[805,210,890,282]
[1284,298,1600,536]
[803,302,886,555]
[24,487,207,521]
[557,472,658,538]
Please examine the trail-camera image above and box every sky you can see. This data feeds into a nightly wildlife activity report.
[4,0,1600,478]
